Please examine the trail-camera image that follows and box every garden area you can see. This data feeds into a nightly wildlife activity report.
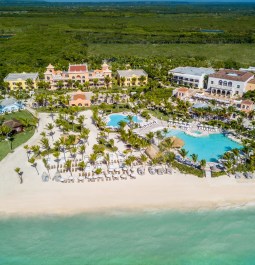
[0,110,37,160]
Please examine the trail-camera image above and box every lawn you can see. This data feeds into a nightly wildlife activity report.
[0,129,35,161]
[2,110,37,122]
[0,110,37,161]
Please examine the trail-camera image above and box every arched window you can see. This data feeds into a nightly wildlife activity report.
[228,82,232,87]
[72,76,75,80]
[218,80,222,85]
[223,81,227,86]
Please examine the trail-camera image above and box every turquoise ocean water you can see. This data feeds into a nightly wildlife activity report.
[1,208,255,265]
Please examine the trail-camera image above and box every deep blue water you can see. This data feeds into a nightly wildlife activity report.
[1,209,255,265]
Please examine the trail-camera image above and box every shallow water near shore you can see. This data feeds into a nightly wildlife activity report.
[0,208,255,265]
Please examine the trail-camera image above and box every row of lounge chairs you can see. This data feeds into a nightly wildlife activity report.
[148,167,172,175]
[235,172,255,179]
[139,120,157,130]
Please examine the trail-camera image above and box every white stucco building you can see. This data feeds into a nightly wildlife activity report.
[168,67,215,89]
[207,69,254,97]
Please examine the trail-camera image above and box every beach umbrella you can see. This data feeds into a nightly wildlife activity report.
[41,172,49,182]
[53,171,62,182]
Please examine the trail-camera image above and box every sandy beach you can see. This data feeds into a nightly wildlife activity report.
[1,110,255,216]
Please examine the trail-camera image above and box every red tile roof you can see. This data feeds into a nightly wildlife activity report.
[73,94,86,101]
[69,65,87,72]
[178,87,189,93]
[241,99,254,105]
[209,69,253,82]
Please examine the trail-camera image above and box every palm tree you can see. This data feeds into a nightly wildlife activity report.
[77,115,85,131]
[31,145,40,157]
[146,132,155,144]
[23,144,31,160]
[90,152,98,165]
[53,151,60,169]
[40,137,50,157]
[191,153,198,164]
[138,75,146,86]
[179,148,189,160]
[42,158,50,175]
[165,152,175,166]
[65,160,72,176]
[131,77,137,86]
[78,161,86,172]
[156,130,164,145]
[93,78,99,87]
[14,167,23,184]
[200,159,206,170]
[140,153,148,168]
[1,125,12,149]
[120,77,126,87]
[104,76,111,88]
[46,123,54,140]
[84,81,90,90]
[79,145,86,159]
[118,120,127,131]
[29,157,39,175]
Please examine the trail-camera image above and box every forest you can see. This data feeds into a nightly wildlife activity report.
[1,1,255,83]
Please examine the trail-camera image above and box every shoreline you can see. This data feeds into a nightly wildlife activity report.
[1,199,255,218]
[1,172,255,217]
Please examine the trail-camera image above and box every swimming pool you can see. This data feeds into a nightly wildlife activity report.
[107,114,142,128]
[166,130,242,162]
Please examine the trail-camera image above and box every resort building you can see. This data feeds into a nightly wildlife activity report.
[168,67,215,89]
[116,69,148,87]
[44,62,112,89]
[0,97,24,114]
[245,79,255,92]
[174,87,190,100]
[207,69,254,98]
[240,100,254,113]
[4,72,39,90]
[69,91,92,107]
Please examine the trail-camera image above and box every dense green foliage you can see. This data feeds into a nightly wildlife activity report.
[1,2,255,83]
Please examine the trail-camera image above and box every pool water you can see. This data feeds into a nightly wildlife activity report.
[166,130,242,162]
[107,114,142,127]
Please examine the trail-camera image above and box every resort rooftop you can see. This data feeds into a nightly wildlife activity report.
[117,69,148,77]
[169,67,215,76]
[4,72,39,81]
[209,69,254,82]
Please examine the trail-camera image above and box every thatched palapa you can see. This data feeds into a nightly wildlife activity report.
[145,145,160,159]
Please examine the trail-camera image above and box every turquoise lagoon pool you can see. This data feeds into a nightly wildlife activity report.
[107,114,142,127]
[166,130,242,162]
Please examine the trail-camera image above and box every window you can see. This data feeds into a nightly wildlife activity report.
[228,82,232,87]
[223,81,227,86]
[211,81,214,84]
[219,80,222,85]
[237,85,240,88]
[72,76,75,80]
